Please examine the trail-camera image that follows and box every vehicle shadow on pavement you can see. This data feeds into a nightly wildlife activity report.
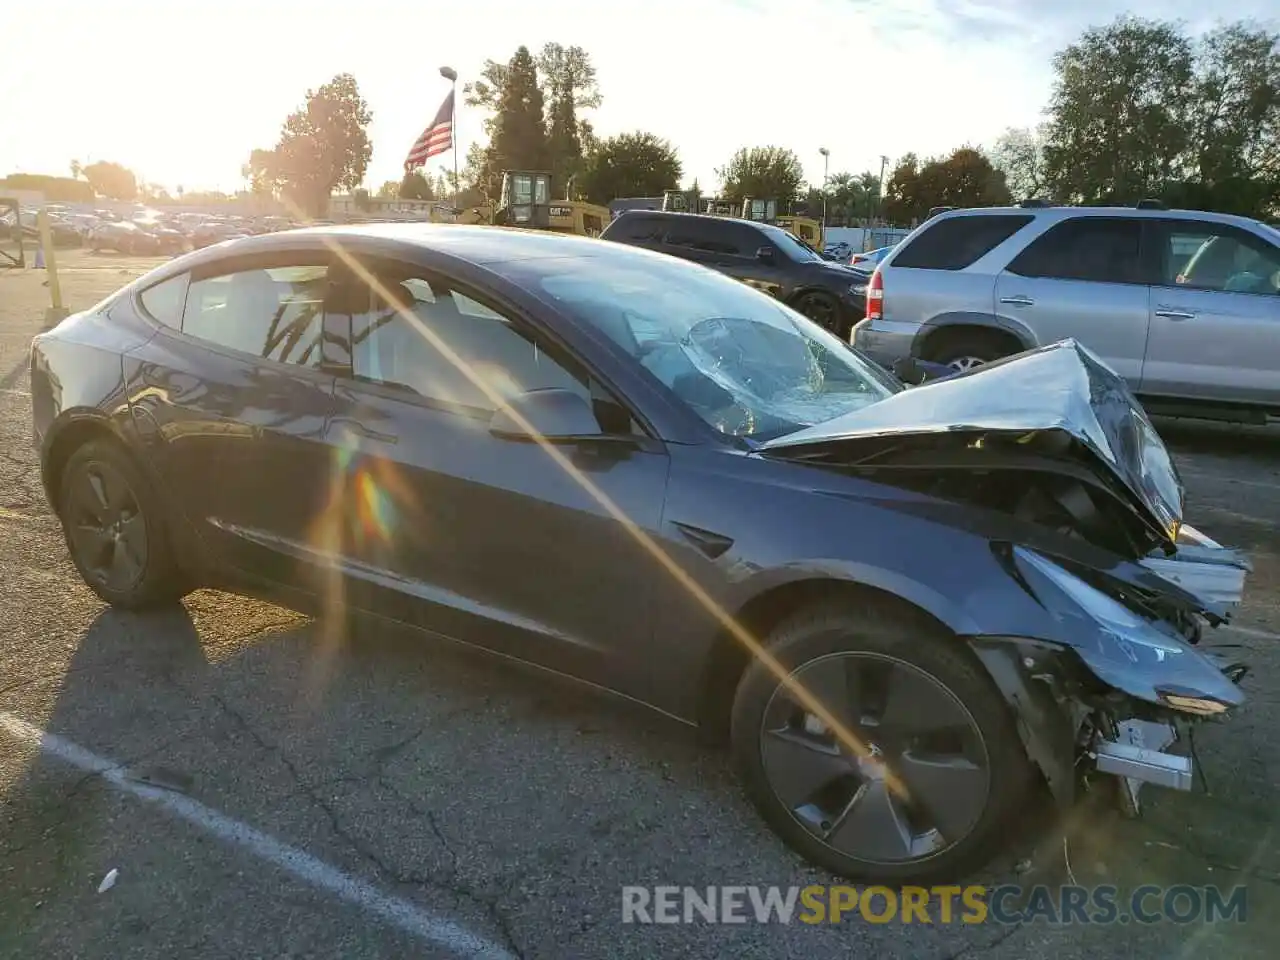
[6,601,1280,960]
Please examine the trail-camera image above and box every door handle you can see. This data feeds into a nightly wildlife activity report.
[1154,308,1196,321]
[999,296,1034,306]
[330,416,398,444]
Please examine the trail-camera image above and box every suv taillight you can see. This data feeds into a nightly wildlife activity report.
[865,269,883,321]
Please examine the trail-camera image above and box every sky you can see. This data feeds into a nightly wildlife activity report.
[4,1,1277,197]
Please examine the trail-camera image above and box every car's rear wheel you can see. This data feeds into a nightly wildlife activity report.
[730,598,1031,884]
[925,330,1016,373]
[58,439,186,609]
[792,291,842,336]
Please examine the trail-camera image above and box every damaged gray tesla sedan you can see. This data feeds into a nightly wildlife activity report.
[29,225,1251,884]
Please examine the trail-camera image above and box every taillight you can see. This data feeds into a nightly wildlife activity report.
[865,269,883,321]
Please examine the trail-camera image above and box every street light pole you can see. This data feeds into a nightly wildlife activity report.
[877,154,889,223]
[818,147,830,242]
[439,65,459,212]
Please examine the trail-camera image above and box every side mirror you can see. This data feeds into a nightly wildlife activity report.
[488,388,604,442]
[756,246,774,262]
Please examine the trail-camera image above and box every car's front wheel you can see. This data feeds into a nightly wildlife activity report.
[58,439,187,609]
[730,597,1031,884]
[792,291,842,336]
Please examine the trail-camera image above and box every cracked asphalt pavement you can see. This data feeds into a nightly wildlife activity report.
[2,252,1280,958]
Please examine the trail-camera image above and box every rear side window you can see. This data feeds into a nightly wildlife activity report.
[892,214,1033,270]
[138,273,189,328]
[614,216,667,243]
[182,263,327,367]
[1007,217,1144,285]
[665,220,746,256]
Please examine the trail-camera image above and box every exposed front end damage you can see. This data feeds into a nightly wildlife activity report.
[759,340,1253,821]
[972,529,1249,823]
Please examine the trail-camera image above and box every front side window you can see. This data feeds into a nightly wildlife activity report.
[347,267,591,413]
[182,263,327,366]
[504,253,899,441]
[1163,222,1280,295]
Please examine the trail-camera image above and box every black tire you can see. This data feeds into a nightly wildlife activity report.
[925,331,1015,373]
[57,439,187,609]
[792,291,843,337]
[730,597,1031,885]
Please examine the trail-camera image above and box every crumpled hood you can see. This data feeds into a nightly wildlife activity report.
[761,339,1184,548]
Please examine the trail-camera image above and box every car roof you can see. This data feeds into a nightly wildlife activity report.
[131,221,701,287]
[932,205,1266,231]
[609,208,798,241]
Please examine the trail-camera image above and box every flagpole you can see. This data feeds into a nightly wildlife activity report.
[440,65,458,214]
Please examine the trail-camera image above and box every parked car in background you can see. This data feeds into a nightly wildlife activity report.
[851,203,1280,422]
[601,210,869,336]
[823,241,854,262]
[849,244,895,271]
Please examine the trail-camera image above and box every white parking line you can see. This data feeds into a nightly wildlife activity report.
[0,711,515,960]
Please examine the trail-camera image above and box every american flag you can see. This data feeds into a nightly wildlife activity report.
[403,90,454,172]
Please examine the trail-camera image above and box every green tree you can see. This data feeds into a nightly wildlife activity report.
[375,180,400,199]
[1042,17,1280,215]
[579,131,682,204]
[0,173,94,202]
[817,171,884,225]
[82,161,138,200]
[241,148,280,197]
[1188,23,1280,208]
[398,171,433,200]
[464,46,550,200]
[989,125,1048,201]
[716,146,805,203]
[882,148,1010,224]
[255,73,374,217]
[539,43,602,198]
[1042,17,1196,203]
[466,44,600,199]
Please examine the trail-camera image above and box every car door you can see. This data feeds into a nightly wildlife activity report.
[1140,218,1280,406]
[703,223,794,299]
[319,256,671,688]
[663,219,789,297]
[993,216,1151,385]
[126,249,339,586]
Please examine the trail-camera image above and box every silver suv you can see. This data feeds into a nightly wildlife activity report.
[851,203,1280,420]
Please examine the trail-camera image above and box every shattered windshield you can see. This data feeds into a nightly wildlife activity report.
[508,253,898,440]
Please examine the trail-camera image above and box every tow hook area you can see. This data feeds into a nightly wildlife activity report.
[1093,719,1192,816]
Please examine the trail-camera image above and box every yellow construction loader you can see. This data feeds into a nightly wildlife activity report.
[431,171,609,237]
[660,190,735,216]
[739,197,824,250]
[659,190,824,249]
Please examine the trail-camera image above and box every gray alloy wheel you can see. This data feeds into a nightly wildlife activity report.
[758,651,991,865]
[945,355,987,373]
[729,599,1031,883]
[59,439,186,609]
[64,456,149,594]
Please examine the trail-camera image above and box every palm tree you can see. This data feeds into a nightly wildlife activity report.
[70,160,82,180]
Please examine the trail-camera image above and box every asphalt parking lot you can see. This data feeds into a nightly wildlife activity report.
[2,251,1279,959]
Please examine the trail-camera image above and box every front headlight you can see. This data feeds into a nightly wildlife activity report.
[850,283,868,296]
[1012,547,1244,713]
